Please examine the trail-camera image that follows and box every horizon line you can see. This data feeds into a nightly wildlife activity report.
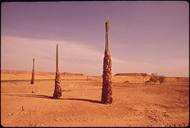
[1,69,189,78]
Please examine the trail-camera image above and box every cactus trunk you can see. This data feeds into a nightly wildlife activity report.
[30,58,35,84]
[53,44,62,98]
[101,17,112,104]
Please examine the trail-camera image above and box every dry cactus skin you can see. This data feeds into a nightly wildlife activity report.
[53,72,62,98]
[30,58,35,84]
[101,17,112,104]
[53,44,62,98]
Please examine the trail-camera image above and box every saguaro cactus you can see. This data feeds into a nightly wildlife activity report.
[30,58,35,84]
[53,44,62,98]
[101,17,112,104]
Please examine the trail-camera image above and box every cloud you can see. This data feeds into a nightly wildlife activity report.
[1,35,189,76]
[1,35,104,75]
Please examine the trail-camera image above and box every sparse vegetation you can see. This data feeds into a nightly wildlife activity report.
[145,73,165,85]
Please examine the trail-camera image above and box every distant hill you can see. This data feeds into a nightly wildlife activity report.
[113,73,189,84]
[61,72,84,76]
[115,73,149,76]
[1,70,32,74]
[1,70,84,76]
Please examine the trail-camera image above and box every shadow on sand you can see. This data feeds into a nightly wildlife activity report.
[5,93,101,104]
[63,98,101,104]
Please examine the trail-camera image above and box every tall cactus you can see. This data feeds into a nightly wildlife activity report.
[30,58,35,84]
[53,44,62,98]
[101,17,112,104]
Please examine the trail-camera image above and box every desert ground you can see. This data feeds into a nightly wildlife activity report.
[1,71,189,127]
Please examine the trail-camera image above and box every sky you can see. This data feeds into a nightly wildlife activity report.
[1,1,189,76]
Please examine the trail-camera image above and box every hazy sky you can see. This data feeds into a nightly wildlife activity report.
[1,1,189,76]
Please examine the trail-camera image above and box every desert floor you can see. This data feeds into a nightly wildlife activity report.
[1,79,189,127]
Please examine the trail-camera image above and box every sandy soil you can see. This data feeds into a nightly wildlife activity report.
[1,73,189,127]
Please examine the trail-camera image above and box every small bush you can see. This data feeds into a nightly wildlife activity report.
[149,73,165,84]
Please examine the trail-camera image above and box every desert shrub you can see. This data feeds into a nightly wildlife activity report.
[149,73,165,84]
[158,75,165,83]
